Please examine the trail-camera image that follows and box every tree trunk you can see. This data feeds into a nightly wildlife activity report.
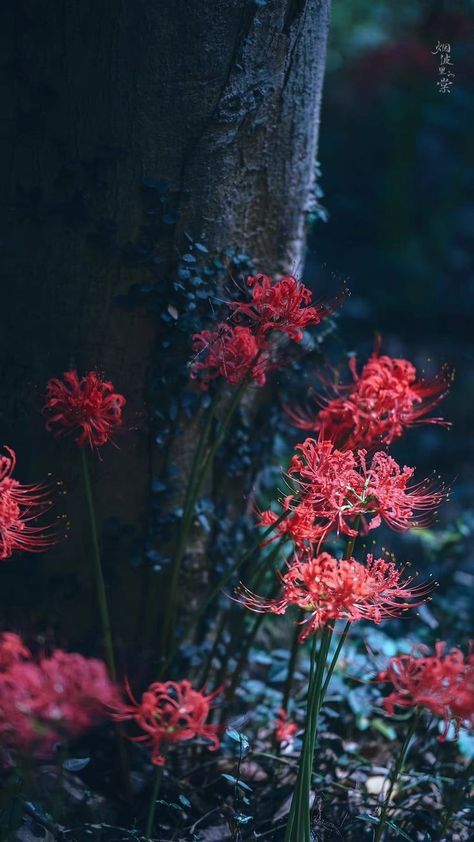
[0,0,331,658]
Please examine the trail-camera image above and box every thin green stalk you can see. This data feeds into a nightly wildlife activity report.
[80,449,131,799]
[219,574,282,719]
[80,448,116,682]
[212,611,262,716]
[145,765,164,840]
[343,516,361,560]
[248,537,285,588]
[436,755,474,841]
[161,349,265,659]
[200,609,228,687]
[200,539,284,687]
[285,635,318,842]
[286,526,359,838]
[198,375,250,483]
[160,389,221,656]
[226,612,266,693]
[281,609,305,718]
[210,544,287,722]
[321,621,351,700]
[373,709,421,842]
[285,626,333,842]
[159,506,293,676]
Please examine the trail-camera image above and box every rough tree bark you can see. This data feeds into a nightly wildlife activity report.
[0,0,331,654]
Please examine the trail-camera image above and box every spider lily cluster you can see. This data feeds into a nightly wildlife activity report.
[0,271,471,841]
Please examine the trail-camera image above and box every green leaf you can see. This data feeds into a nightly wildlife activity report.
[221,774,253,792]
[372,717,397,740]
[386,819,416,841]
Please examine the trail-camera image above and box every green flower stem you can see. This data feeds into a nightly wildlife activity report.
[436,755,474,841]
[281,608,305,721]
[199,609,228,687]
[80,448,116,682]
[248,537,286,588]
[80,448,130,798]
[159,505,293,676]
[284,521,361,842]
[320,620,351,700]
[145,765,164,840]
[161,347,266,660]
[219,569,283,719]
[200,538,285,687]
[218,612,267,725]
[373,708,422,842]
[343,518,361,560]
[285,626,333,842]
[285,635,318,842]
[196,374,250,487]
[160,388,222,657]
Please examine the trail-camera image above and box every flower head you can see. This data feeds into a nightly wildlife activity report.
[288,348,451,449]
[230,274,331,342]
[112,679,221,766]
[287,438,361,539]
[274,437,446,544]
[44,370,126,448]
[0,446,55,560]
[0,638,119,757]
[274,708,298,746]
[258,497,326,549]
[190,324,269,390]
[235,552,427,641]
[378,643,474,740]
[358,450,446,532]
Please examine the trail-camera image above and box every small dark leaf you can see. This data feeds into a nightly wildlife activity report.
[234,813,252,825]
[221,774,253,792]
[226,728,242,743]
[63,757,90,772]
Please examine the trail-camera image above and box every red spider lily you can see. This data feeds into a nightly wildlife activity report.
[44,370,126,448]
[357,450,446,532]
[0,446,56,560]
[287,346,451,449]
[111,679,222,766]
[272,437,446,542]
[190,324,270,390]
[274,708,298,745]
[230,273,332,342]
[287,438,361,538]
[0,632,31,670]
[378,643,474,740]
[257,497,326,549]
[235,552,428,642]
[0,638,119,757]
